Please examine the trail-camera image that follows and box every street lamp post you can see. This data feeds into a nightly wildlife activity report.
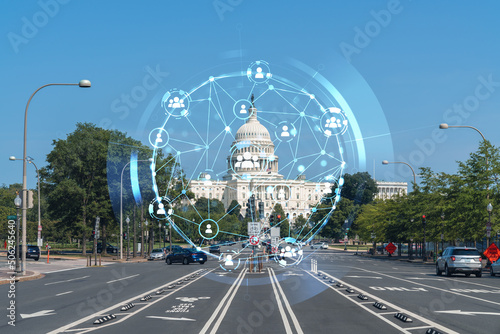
[409,218,414,260]
[382,160,416,185]
[10,156,42,247]
[487,203,493,248]
[20,80,91,275]
[158,222,161,250]
[120,158,152,259]
[126,216,130,260]
[14,193,22,274]
[440,212,445,254]
[422,215,427,261]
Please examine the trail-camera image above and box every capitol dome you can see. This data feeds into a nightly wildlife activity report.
[224,100,279,179]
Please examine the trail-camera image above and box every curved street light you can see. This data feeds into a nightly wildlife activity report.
[20,81,91,275]
[382,160,416,185]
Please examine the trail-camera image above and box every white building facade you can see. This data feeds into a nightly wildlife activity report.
[375,181,408,200]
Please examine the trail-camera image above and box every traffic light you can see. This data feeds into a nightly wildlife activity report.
[258,201,264,219]
[92,230,96,239]
[27,190,34,209]
[277,214,281,221]
[123,232,127,240]
[269,214,274,226]
[422,215,426,224]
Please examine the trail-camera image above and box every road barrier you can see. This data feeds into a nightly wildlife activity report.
[120,303,135,311]
[358,294,368,300]
[93,314,116,325]
[394,313,413,323]
[140,294,152,301]
[373,302,387,310]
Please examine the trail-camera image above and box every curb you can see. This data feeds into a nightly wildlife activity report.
[0,271,44,285]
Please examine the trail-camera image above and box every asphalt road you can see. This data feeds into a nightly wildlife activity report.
[1,249,499,333]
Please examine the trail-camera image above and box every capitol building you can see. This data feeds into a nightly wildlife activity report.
[189,102,331,221]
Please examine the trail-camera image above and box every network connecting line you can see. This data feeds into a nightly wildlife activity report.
[147,60,351,267]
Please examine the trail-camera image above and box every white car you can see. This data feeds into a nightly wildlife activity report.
[490,259,500,276]
[149,248,166,261]
[311,242,328,249]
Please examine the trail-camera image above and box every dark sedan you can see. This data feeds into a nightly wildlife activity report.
[166,248,207,265]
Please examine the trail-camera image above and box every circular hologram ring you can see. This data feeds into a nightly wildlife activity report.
[274,121,297,143]
[161,89,191,118]
[149,127,169,148]
[247,60,272,84]
[233,98,253,120]
[320,107,348,137]
[198,219,219,240]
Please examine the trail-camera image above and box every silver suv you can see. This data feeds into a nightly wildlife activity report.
[436,247,482,277]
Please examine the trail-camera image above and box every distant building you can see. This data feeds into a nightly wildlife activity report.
[190,103,331,219]
[375,181,408,200]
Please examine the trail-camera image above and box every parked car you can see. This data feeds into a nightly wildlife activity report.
[209,245,221,254]
[436,246,482,277]
[490,259,500,276]
[166,248,207,265]
[14,245,40,261]
[149,248,166,260]
[311,242,327,249]
[96,243,118,254]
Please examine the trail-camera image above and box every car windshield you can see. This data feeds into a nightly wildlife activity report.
[452,249,480,256]
[152,249,163,253]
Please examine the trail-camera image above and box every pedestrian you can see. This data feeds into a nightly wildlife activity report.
[4,240,6,249]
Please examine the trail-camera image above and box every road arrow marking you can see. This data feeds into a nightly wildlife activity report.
[20,310,56,318]
[147,316,195,321]
[435,310,500,316]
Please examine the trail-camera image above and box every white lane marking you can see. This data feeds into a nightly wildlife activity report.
[199,268,247,334]
[42,267,86,274]
[406,326,433,330]
[20,310,56,318]
[269,269,293,334]
[436,310,500,316]
[106,274,139,284]
[354,267,500,307]
[345,275,382,279]
[47,269,208,334]
[317,271,460,334]
[270,268,304,334]
[147,316,196,321]
[208,269,248,334]
[45,276,90,285]
[56,291,73,296]
[406,277,444,281]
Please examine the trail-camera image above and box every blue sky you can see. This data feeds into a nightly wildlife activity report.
[2,0,500,191]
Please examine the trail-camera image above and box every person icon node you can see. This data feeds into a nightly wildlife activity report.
[278,188,285,200]
[205,224,213,234]
[225,254,234,266]
[168,96,185,109]
[157,203,166,215]
[251,155,260,168]
[155,133,163,143]
[281,125,290,137]
[240,104,247,114]
[241,152,254,168]
[235,154,243,168]
[255,67,264,79]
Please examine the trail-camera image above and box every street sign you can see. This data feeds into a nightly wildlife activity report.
[371,233,376,239]
[249,235,259,246]
[7,215,17,220]
[95,216,100,229]
[247,222,261,236]
[484,243,500,263]
[487,231,491,238]
[385,242,397,255]
[38,225,42,231]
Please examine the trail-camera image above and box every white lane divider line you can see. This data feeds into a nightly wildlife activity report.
[269,268,293,334]
[208,269,248,334]
[199,268,247,334]
[45,275,90,285]
[56,291,73,296]
[106,274,139,284]
[269,268,304,334]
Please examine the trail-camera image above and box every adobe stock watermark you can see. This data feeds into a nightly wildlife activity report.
[339,0,404,62]
[7,0,71,54]
[386,74,500,181]
[99,64,169,130]
[213,0,243,21]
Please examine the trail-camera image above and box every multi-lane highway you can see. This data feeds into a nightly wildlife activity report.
[2,248,500,333]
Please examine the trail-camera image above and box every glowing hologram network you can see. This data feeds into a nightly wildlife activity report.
[148,60,353,267]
